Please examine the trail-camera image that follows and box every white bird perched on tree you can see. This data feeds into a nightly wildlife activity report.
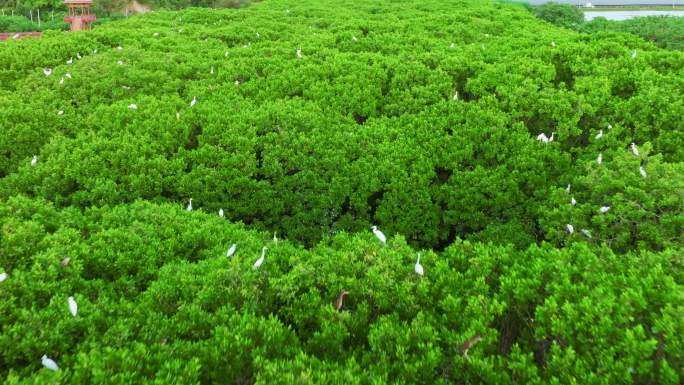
[639,166,647,178]
[537,133,548,143]
[371,225,386,244]
[117,60,123,65]
[580,229,592,239]
[224,51,229,58]
[186,198,193,211]
[235,80,240,86]
[31,155,37,167]
[68,296,77,317]
[59,77,65,85]
[595,130,603,140]
[296,47,302,58]
[352,35,358,41]
[117,46,123,51]
[551,41,556,47]
[599,206,611,214]
[66,58,73,65]
[253,246,267,269]
[273,232,278,244]
[450,42,455,48]
[571,197,576,206]
[566,224,574,234]
[43,68,52,76]
[93,49,98,54]
[190,97,197,107]
[153,32,159,37]
[607,124,612,129]
[597,153,602,165]
[57,110,64,116]
[219,208,224,217]
[76,52,81,59]
[0,272,7,282]
[414,253,424,276]
[565,184,571,193]
[65,73,72,79]
[631,50,637,59]
[226,243,237,258]
[453,91,458,101]
[128,104,137,110]
[210,66,214,74]
[631,143,639,157]
[41,355,59,371]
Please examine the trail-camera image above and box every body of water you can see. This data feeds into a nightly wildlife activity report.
[525,1,681,4]
[585,10,684,19]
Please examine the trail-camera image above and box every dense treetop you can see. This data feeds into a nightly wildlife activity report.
[0,0,682,383]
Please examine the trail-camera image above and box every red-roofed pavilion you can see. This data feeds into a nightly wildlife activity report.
[64,0,96,31]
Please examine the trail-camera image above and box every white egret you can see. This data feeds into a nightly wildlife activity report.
[210,66,214,74]
[58,110,64,116]
[371,225,386,244]
[66,58,73,65]
[235,80,240,86]
[76,52,81,59]
[631,50,637,59]
[414,253,424,276]
[43,68,52,76]
[599,206,611,214]
[190,96,197,107]
[335,290,349,311]
[219,208,224,217]
[117,46,123,50]
[61,256,70,267]
[571,197,576,206]
[536,133,549,143]
[31,155,37,167]
[453,91,458,101]
[93,49,98,54]
[68,296,77,317]
[580,229,592,238]
[273,232,278,243]
[186,198,193,211]
[566,224,574,234]
[595,130,603,140]
[0,272,6,282]
[65,73,72,79]
[128,104,137,110]
[59,77,64,85]
[153,32,159,36]
[549,132,554,142]
[639,166,647,178]
[41,355,59,371]
[256,32,260,38]
[597,153,602,165]
[551,41,556,47]
[565,184,571,193]
[607,124,612,129]
[631,143,639,156]
[296,47,302,58]
[117,60,123,65]
[226,243,237,258]
[224,51,229,57]
[352,35,358,41]
[253,246,267,269]
[176,112,181,120]
[450,42,455,48]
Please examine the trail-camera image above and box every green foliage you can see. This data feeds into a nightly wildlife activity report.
[532,2,584,30]
[581,16,684,52]
[0,0,682,382]
[0,197,682,383]
[0,15,67,31]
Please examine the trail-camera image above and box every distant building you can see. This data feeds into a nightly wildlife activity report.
[64,0,96,31]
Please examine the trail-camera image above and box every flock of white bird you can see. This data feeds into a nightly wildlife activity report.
[14,37,649,372]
